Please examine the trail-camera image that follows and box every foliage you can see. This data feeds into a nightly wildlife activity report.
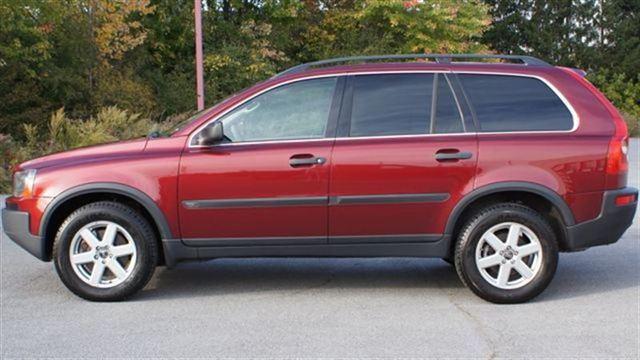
[90,0,155,63]
[1,0,492,139]
[589,72,640,136]
[0,106,161,191]
[482,0,599,69]
[597,0,640,79]
[202,19,288,102]
[0,0,157,136]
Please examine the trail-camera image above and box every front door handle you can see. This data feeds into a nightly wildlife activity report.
[289,154,326,167]
[435,150,473,161]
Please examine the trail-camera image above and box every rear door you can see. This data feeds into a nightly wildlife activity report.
[328,72,477,243]
[179,76,343,245]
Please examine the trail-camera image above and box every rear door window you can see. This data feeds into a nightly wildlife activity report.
[349,74,434,137]
[348,73,464,137]
[458,74,574,132]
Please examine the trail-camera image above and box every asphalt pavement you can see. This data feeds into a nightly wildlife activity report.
[1,140,638,358]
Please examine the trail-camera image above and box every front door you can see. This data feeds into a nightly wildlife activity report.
[328,73,478,243]
[179,76,341,246]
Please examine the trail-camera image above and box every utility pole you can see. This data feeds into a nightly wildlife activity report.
[194,0,205,110]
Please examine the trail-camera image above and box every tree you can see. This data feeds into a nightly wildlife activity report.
[482,0,599,68]
[598,0,640,77]
[1,0,493,138]
[0,0,65,135]
[0,0,157,136]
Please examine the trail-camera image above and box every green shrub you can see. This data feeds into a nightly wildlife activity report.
[0,106,163,192]
[589,73,640,136]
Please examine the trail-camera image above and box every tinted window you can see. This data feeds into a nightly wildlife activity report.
[434,75,464,133]
[195,77,336,144]
[350,74,433,136]
[459,74,573,132]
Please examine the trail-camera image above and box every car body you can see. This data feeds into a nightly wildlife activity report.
[2,54,637,303]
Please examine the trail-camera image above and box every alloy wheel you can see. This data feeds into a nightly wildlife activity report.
[474,222,543,290]
[68,221,137,288]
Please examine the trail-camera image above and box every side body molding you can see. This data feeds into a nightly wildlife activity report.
[40,182,174,240]
[444,181,576,236]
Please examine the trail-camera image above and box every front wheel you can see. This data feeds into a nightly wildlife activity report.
[53,201,158,301]
[454,203,558,304]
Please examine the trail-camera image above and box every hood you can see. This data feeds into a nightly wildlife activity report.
[19,138,148,171]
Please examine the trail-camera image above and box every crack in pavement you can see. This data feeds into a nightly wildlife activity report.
[430,263,500,360]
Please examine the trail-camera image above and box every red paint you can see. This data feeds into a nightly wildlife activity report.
[179,141,332,238]
[329,136,477,235]
[6,61,629,242]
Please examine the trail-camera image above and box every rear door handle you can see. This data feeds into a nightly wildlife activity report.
[289,154,326,167]
[435,151,473,161]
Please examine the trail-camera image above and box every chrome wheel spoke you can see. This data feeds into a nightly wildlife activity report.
[496,263,512,287]
[111,243,135,257]
[106,260,128,279]
[506,223,521,247]
[79,229,100,248]
[102,223,118,246]
[517,242,541,257]
[513,260,534,279]
[71,251,95,265]
[482,232,505,251]
[89,261,106,285]
[477,254,502,269]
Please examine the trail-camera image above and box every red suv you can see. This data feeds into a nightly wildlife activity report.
[3,54,637,303]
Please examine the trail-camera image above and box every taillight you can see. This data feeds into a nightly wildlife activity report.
[605,114,629,189]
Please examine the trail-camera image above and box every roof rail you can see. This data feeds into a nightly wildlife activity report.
[274,54,550,77]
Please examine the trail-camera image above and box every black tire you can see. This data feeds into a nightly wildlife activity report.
[53,201,158,301]
[454,203,558,304]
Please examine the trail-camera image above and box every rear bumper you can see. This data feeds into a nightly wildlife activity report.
[564,187,638,251]
[1,208,47,261]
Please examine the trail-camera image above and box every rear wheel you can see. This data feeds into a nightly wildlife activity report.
[454,203,558,303]
[53,201,158,301]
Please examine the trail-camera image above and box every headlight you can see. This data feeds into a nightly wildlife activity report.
[12,169,37,198]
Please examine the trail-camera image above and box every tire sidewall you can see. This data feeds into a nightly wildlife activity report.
[54,203,156,301]
[458,206,558,303]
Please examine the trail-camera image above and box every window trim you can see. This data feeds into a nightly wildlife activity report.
[453,71,579,134]
[187,70,579,148]
[431,73,466,134]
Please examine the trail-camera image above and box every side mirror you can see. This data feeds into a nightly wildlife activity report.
[198,121,224,146]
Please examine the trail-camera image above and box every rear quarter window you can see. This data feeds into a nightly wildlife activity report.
[458,74,574,132]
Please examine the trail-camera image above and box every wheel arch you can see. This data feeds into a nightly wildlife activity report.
[40,183,173,261]
[445,182,575,251]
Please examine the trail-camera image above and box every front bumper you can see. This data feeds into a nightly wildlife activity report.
[2,208,47,261]
[564,187,638,251]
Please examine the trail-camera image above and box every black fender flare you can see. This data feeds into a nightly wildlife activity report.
[40,182,174,241]
[444,181,576,236]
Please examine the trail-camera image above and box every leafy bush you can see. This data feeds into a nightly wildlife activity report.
[589,73,640,136]
[0,106,163,192]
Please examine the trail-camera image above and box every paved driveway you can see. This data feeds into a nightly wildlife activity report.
[1,140,638,358]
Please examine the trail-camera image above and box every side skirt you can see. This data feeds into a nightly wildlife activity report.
[161,236,451,268]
